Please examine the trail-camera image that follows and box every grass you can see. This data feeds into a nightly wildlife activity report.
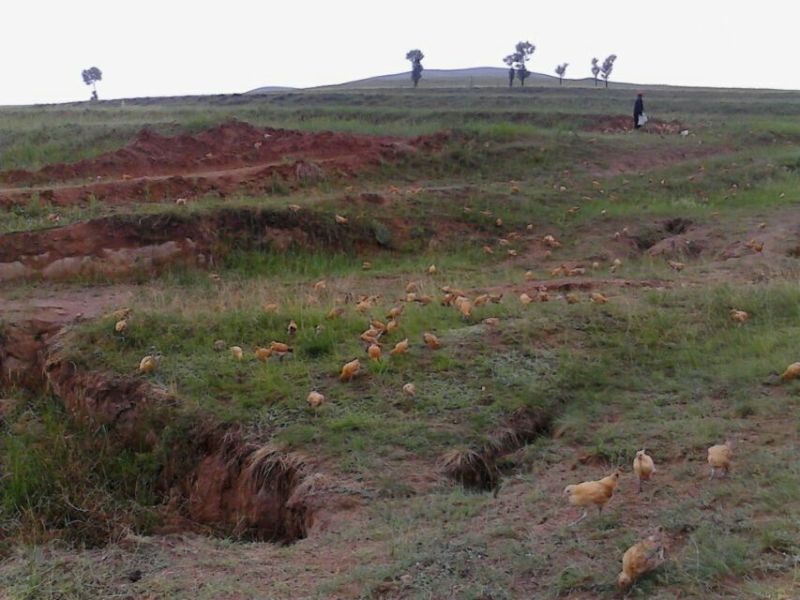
[3,83,800,598]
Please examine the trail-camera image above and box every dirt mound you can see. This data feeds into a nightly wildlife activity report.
[0,121,440,207]
[587,116,685,135]
[0,208,384,283]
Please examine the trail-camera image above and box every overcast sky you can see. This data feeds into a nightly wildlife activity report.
[2,1,798,105]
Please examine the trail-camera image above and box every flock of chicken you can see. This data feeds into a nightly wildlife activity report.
[119,216,781,592]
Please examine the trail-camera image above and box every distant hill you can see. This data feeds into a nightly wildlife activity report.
[245,86,298,95]
[246,67,636,93]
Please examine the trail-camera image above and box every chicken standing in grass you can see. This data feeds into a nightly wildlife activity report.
[403,383,416,397]
[390,339,409,356]
[590,292,609,304]
[781,362,800,381]
[367,344,382,361]
[230,346,244,361]
[618,529,666,588]
[423,332,441,349]
[708,440,733,479]
[139,355,157,374]
[633,450,655,493]
[307,391,325,408]
[730,309,749,324]
[269,341,293,361]
[255,347,272,362]
[563,470,620,525]
[340,358,361,382]
[327,307,345,320]
[114,319,128,333]
[287,320,298,336]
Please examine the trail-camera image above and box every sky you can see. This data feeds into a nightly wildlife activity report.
[2,1,799,105]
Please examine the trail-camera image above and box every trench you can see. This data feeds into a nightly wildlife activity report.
[0,321,317,544]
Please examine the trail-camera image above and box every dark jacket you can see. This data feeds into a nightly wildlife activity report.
[634,96,644,117]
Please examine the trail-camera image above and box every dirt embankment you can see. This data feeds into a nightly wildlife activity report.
[0,121,441,207]
[0,208,384,283]
[1,325,334,543]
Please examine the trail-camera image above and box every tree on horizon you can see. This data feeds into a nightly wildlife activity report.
[601,55,617,88]
[555,63,569,86]
[82,66,103,101]
[591,58,600,87]
[503,41,536,87]
[405,50,425,88]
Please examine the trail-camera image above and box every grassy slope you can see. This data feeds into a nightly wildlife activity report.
[2,86,800,598]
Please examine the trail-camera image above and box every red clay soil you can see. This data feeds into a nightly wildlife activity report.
[586,115,686,134]
[0,121,441,207]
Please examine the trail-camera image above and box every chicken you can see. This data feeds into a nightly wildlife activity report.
[484,317,500,326]
[563,470,620,525]
[406,292,417,303]
[335,214,348,224]
[427,264,437,275]
[633,450,655,493]
[745,239,764,252]
[423,332,441,349]
[213,340,227,352]
[565,293,579,304]
[386,319,400,335]
[403,383,417,396]
[263,303,279,313]
[139,355,157,374]
[458,299,473,320]
[483,245,494,254]
[488,293,503,304]
[730,309,749,324]
[390,338,410,356]
[543,234,561,249]
[667,260,685,272]
[708,440,733,479]
[590,292,608,304]
[114,319,128,333]
[525,270,536,281]
[406,281,419,294]
[287,203,301,212]
[327,306,345,320]
[367,344,382,361]
[519,293,534,306]
[287,320,298,336]
[362,261,372,270]
[550,265,567,277]
[314,280,327,292]
[618,530,666,588]
[255,347,272,362]
[269,341,293,360]
[474,294,490,307]
[230,346,244,361]
[507,249,518,257]
[567,267,586,276]
[782,362,800,381]
[370,319,387,332]
[441,293,456,307]
[355,299,372,313]
[110,308,132,321]
[415,295,433,305]
[307,391,325,408]
[340,358,361,382]
[386,305,404,320]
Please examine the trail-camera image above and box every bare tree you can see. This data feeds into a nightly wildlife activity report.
[601,55,617,88]
[503,41,536,87]
[82,66,103,101]
[405,49,424,88]
[555,63,569,86]
[591,58,601,87]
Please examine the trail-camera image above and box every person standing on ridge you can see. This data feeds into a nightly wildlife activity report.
[633,93,645,129]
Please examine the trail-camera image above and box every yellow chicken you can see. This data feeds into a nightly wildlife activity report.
[525,270,535,281]
[563,471,620,525]
[386,305,404,320]
[474,294,490,307]
[390,338,410,356]
[386,319,400,334]
[667,260,685,272]
[356,299,372,313]
[565,293,579,304]
[255,347,272,362]
[483,245,494,254]
[263,303,279,313]
[781,362,800,381]
[519,293,534,306]
[633,450,655,493]
[362,261,372,270]
[543,234,561,249]
[729,309,749,324]
[287,320,298,335]
[340,358,361,382]
[406,292,417,303]
[488,293,503,304]
[370,319,387,332]
[269,341,293,360]
[708,440,733,479]
[406,281,419,293]
[590,292,609,304]
[114,319,128,333]
[423,332,441,349]
[483,317,500,326]
[618,530,665,588]
[139,355,157,374]
[111,308,132,321]
[335,214,348,224]
[307,391,325,408]
[230,346,244,361]
[458,299,473,320]
[745,239,764,252]
[313,280,327,292]
[403,383,416,396]
[427,264,437,275]
[415,295,434,305]
[367,344,382,361]
[327,306,345,320]
[495,218,503,227]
